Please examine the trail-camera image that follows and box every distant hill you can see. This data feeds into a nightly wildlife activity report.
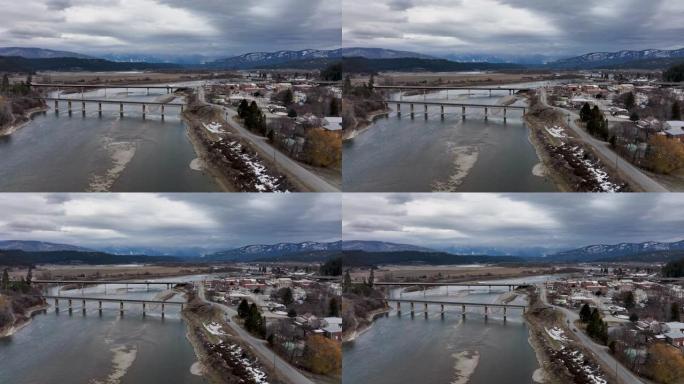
[209,47,434,70]
[342,57,521,73]
[0,56,179,72]
[550,47,684,69]
[443,53,553,65]
[343,250,523,266]
[603,57,684,70]
[0,47,94,59]
[0,249,178,266]
[547,240,684,262]
[341,240,435,253]
[206,241,342,261]
[0,240,93,253]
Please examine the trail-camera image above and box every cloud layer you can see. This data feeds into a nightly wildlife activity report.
[0,0,341,56]
[0,193,341,249]
[343,194,684,250]
[343,0,684,57]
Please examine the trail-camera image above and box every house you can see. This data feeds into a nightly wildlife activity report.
[662,322,684,348]
[321,317,342,341]
[323,117,342,131]
[663,121,684,141]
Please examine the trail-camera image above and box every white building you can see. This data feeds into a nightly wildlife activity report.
[663,121,684,140]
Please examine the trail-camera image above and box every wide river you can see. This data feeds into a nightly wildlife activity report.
[343,81,560,192]
[0,274,213,384]
[0,85,220,192]
[343,275,557,384]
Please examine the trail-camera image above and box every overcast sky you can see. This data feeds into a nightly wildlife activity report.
[343,194,684,250]
[0,0,341,57]
[343,0,684,57]
[0,194,341,250]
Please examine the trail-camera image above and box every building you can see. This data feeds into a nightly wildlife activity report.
[321,317,342,341]
[323,117,342,131]
[662,322,684,349]
[663,121,684,140]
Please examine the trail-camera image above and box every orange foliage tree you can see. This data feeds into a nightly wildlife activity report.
[645,136,684,174]
[305,128,341,168]
[303,335,342,375]
[646,343,684,384]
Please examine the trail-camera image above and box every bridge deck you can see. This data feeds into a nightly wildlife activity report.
[386,298,527,308]
[385,100,526,109]
[45,295,185,305]
[34,280,186,285]
[42,97,185,106]
[375,282,530,287]
[31,83,180,89]
[376,85,530,91]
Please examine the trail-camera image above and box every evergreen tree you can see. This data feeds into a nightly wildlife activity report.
[368,74,375,91]
[625,92,636,110]
[237,99,249,118]
[368,269,375,288]
[671,302,680,321]
[1,268,9,291]
[343,270,352,292]
[624,291,635,309]
[328,297,340,317]
[283,89,294,106]
[329,98,339,117]
[26,267,32,286]
[580,103,592,122]
[1,74,9,93]
[673,102,682,120]
[343,76,352,95]
[579,303,592,323]
[282,287,294,305]
[238,298,250,318]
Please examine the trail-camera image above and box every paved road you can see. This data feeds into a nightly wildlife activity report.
[538,88,668,192]
[197,284,315,384]
[539,286,644,384]
[197,86,340,192]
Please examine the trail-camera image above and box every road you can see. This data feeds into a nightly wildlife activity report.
[196,86,340,192]
[197,284,315,384]
[539,286,644,384]
[538,88,668,192]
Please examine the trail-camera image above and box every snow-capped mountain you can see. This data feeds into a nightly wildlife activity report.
[210,47,432,69]
[341,240,435,253]
[0,47,94,59]
[0,240,94,253]
[551,48,684,68]
[548,240,684,262]
[207,241,343,261]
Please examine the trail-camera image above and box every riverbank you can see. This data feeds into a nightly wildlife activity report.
[181,289,274,384]
[342,305,390,343]
[524,93,628,192]
[524,288,609,384]
[342,107,390,141]
[0,294,48,338]
[0,105,48,136]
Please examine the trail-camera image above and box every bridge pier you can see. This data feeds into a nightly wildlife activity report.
[82,299,86,314]
[424,104,428,119]
[161,303,165,318]
[410,104,414,119]
[440,105,445,119]
[142,104,146,119]
[68,299,73,314]
[503,306,507,321]
[441,304,445,315]
[82,101,86,116]
[161,105,165,120]
[484,107,488,120]
[462,304,466,318]
[142,302,146,317]
[146,87,150,96]
[98,300,102,314]
[410,302,414,315]
[98,102,102,116]
[180,105,184,113]
[67,100,72,115]
[503,108,507,123]
[484,305,488,319]
[54,298,59,310]
[54,100,59,114]
[462,106,466,120]
[119,103,124,117]
[146,283,150,292]
[120,301,124,316]
[396,301,401,313]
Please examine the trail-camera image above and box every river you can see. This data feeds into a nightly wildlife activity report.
[0,274,213,384]
[343,275,558,384]
[343,81,560,192]
[0,85,220,192]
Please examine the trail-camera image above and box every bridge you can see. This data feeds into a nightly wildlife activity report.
[375,85,531,96]
[44,295,184,317]
[383,100,526,121]
[385,298,527,320]
[30,83,181,95]
[375,282,532,291]
[40,97,185,119]
[34,280,188,294]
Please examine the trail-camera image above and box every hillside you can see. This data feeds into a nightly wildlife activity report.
[547,240,684,262]
[0,47,93,59]
[0,240,93,253]
[0,56,179,72]
[342,57,521,73]
[342,250,523,266]
[550,47,684,69]
[0,249,178,266]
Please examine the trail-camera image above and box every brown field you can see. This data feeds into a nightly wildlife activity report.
[10,264,221,281]
[352,71,572,87]
[351,265,569,283]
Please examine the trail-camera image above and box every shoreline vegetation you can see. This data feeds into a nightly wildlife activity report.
[181,92,294,192]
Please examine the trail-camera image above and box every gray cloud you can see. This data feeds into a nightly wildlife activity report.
[0,0,341,57]
[343,194,684,250]
[0,193,341,250]
[343,0,684,57]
